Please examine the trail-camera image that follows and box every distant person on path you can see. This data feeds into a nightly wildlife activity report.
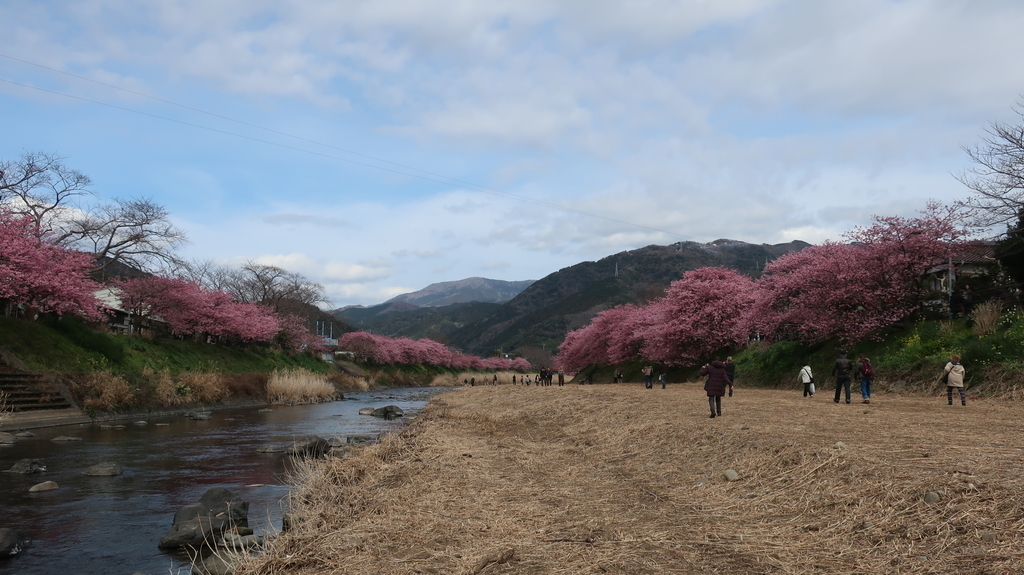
[614,369,622,384]
[724,356,736,397]
[799,364,814,397]
[512,375,516,385]
[493,374,498,385]
[700,360,731,418]
[659,372,667,389]
[558,371,565,386]
[943,354,967,406]
[644,364,654,389]
[470,377,476,387]
[831,351,853,404]
[856,354,874,404]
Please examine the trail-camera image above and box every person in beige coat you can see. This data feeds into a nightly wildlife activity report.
[943,354,966,406]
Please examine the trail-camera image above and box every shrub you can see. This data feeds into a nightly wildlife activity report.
[151,369,189,407]
[971,300,1003,336]
[267,369,337,404]
[178,371,228,404]
[223,373,269,398]
[79,371,135,411]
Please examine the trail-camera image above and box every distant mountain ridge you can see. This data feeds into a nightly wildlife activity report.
[332,239,810,362]
[385,277,536,307]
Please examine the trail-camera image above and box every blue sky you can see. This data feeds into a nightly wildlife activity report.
[2,0,1023,307]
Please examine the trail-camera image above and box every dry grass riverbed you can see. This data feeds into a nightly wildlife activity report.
[236,384,1024,575]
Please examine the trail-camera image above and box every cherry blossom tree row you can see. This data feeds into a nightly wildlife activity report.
[2,207,324,350]
[337,331,532,370]
[559,204,965,369]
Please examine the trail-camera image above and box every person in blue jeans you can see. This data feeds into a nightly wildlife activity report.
[856,354,874,404]
[831,351,853,404]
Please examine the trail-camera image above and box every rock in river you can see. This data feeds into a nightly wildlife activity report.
[158,487,250,549]
[0,528,27,557]
[29,481,59,492]
[370,405,405,420]
[82,462,123,476]
[4,459,47,474]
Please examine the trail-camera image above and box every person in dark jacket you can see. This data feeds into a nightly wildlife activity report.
[831,351,853,404]
[700,360,732,418]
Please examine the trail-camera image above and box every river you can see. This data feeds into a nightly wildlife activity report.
[0,386,449,575]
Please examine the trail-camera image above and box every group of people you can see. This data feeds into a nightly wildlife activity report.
[797,351,967,406]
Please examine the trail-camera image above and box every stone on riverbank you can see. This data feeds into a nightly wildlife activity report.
[52,435,82,442]
[256,443,286,453]
[192,553,235,575]
[189,412,213,420]
[29,481,58,492]
[14,431,34,438]
[82,462,123,476]
[4,458,46,474]
[0,432,17,444]
[358,407,374,415]
[158,487,250,550]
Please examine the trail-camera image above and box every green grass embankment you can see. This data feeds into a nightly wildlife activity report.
[0,315,327,375]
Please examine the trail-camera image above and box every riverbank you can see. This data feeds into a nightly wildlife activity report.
[236,383,1024,575]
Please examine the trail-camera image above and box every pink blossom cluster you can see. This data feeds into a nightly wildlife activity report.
[337,331,531,370]
[116,276,280,342]
[559,204,964,368]
[0,209,104,319]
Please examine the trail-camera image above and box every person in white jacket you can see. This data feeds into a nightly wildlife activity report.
[799,364,814,397]
[943,354,967,406]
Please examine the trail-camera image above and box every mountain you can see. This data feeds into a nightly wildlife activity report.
[333,239,810,363]
[385,277,536,307]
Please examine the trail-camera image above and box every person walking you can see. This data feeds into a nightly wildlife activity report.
[943,354,967,406]
[724,356,736,397]
[799,364,814,397]
[832,351,853,404]
[856,354,874,404]
[643,364,654,389]
[700,361,731,418]
[659,372,667,389]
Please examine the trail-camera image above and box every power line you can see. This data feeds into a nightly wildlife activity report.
[0,59,690,239]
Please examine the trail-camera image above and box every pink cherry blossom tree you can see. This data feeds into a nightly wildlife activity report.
[640,267,756,365]
[0,209,104,319]
[751,203,966,344]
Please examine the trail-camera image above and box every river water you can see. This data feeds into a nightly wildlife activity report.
[0,387,448,575]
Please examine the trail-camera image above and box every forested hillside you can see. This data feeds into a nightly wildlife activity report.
[334,239,809,361]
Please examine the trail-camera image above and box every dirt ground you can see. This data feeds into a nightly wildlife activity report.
[237,382,1024,575]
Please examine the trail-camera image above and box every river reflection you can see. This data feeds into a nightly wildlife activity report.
[0,387,448,575]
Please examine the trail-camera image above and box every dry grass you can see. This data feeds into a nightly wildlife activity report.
[237,383,1024,575]
[327,371,370,392]
[267,369,338,404]
[151,368,189,407]
[177,371,228,404]
[971,300,1003,336]
[79,371,134,411]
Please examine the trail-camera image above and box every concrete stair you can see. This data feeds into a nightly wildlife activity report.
[0,370,74,412]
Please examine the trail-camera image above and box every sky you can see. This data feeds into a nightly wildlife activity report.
[2,0,1024,308]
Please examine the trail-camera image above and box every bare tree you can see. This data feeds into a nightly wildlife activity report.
[1,152,186,273]
[0,152,92,234]
[58,197,187,272]
[223,262,326,312]
[958,106,1024,227]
